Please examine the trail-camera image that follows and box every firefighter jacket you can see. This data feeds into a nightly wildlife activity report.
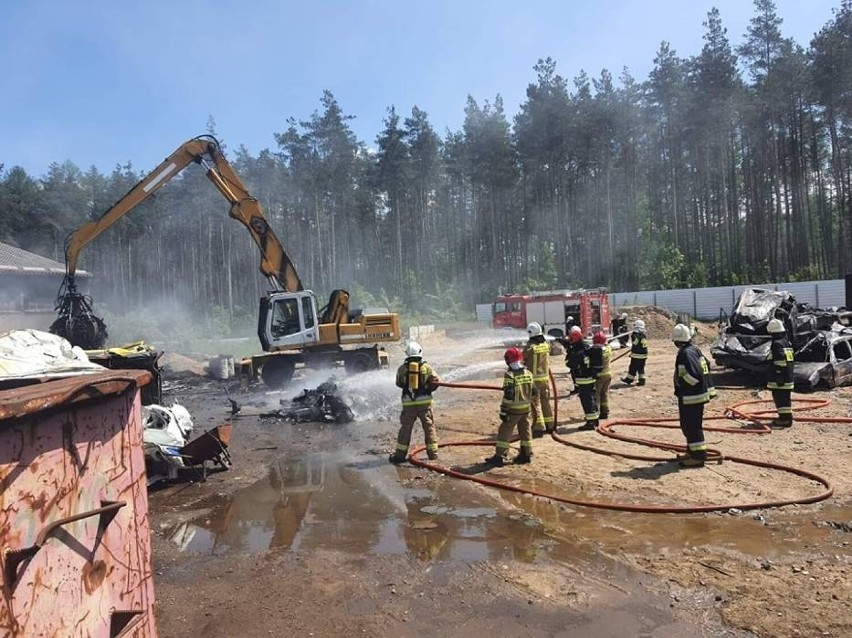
[629,331,648,359]
[396,357,439,408]
[523,336,550,383]
[673,344,716,405]
[501,367,535,415]
[589,344,612,379]
[566,342,596,386]
[767,336,795,390]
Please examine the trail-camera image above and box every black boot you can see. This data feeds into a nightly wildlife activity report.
[427,450,439,460]
[514,451,532,464]
[483,454,505,467]
[578,420,598,431]
[621,377,633,385]
[599,410,609,420]
[532,430,545,439]
[388,453,407,464]
[637,378,646,386]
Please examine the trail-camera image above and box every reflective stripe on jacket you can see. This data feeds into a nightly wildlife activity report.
[630,332,648,359]
[589,344,612,379]
[524,338,550,383]
[501,368,534,414]
[673,344,714,405]
[766,338,795,391]
[567,343,596,386]
[396,358,439,407]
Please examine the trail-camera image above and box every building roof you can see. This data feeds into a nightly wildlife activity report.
[0,242,89,277]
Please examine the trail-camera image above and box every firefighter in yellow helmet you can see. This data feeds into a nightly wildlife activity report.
[484,347,536,466]
[389,341,441,463]
[523,322,553,437]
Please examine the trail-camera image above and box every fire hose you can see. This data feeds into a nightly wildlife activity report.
[407,373,845,514]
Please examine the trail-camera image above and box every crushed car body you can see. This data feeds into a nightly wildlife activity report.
[711,288,852,390]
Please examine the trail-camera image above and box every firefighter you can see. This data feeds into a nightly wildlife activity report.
[621,318,648,385]
[389,341,441,463]
[672,323,717,468]
[589,331,612,419]
[484,347,535,466]
[524,322,553,437]
[566,331,599,430]
[766,318,795,428]
[612,312,629,347]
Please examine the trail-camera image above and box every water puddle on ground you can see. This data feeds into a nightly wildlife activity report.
[166,452,549,560]
[166,450,850,563]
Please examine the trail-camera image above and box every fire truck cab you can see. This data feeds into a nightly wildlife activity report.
[492,289,610,338]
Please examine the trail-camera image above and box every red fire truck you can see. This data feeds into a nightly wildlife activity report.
[492,289,611,338]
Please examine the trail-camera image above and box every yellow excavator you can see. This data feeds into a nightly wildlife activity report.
[50,135,401,388]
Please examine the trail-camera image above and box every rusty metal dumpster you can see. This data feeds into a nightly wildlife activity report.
[0,370,157,637]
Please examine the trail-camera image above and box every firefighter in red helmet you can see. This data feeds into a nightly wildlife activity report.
[484,347,536,466]
[589,331,612,420]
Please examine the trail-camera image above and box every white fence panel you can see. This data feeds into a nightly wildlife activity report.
[654,289,695,316]
[814,280,846,307]
[475,303,492,323]
[611,291,656,307]
[608,279,846,319]
[697,287,737,319]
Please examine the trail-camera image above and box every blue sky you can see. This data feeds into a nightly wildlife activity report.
[0,0,841,177]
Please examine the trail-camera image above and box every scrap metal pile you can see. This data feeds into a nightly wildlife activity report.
[711,288,852,389]
[261,380,354,424]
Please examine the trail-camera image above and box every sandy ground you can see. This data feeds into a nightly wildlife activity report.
[149,315,852,638]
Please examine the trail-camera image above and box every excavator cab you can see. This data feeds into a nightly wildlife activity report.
[259,291,321,351]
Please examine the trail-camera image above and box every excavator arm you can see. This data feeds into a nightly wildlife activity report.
[64,135,302,292]
[53,135,304,349]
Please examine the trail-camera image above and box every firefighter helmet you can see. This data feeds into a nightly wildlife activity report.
[592,331,607,345]
[568,331,583,344]
[620,312,628,320]
[569,325,582,335]
[671,323,692,343]
[527,322,543,337]
[504,347,523,364]
[767,318,786,334]
[405,341,423,357]
[633,319,646,332]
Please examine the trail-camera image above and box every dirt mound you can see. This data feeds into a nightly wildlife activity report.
[615,305,679,339]
[615,305,718,343]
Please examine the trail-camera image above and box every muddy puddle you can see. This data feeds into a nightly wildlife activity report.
[165,447,849,564]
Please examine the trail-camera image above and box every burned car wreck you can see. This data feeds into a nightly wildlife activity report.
[711,288,852,390]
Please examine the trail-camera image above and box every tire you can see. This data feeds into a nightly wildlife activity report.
[344,352,378,374]
[260,357,295,389]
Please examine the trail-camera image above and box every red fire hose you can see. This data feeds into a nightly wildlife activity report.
[407,374,844,514]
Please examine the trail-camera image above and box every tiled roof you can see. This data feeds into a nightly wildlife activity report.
[0,242,89,276]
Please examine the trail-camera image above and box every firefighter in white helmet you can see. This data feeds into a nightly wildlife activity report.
[523,322,553,437]
[766,318,795,427]
[671,323,717,467]
[389,341,442,463]
[621,318,649,386]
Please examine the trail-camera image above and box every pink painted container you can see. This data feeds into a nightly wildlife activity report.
[0,370,157,637]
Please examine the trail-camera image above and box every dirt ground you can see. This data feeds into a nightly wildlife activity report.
[149,313,851,638]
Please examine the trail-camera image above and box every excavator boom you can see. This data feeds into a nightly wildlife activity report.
[52,134,401,387]
[63,135,302,293]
